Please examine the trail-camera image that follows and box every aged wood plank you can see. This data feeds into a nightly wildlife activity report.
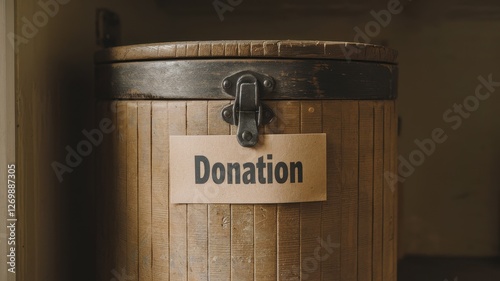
[95,41,398,64]
[187,101,209,281]
[251,100,280,281]
[138,102,152,281]
[372,102,384,281]
[116,102,128,277]
[321,101,342,280]
[270,101,301,281]
[383,101,396,281]
[231,204,254,280]
[230,125,254,280]
[358,101,375,281]
[393,102,399,277]
[169,102,188,280]
[224,42,238,56]
[390,101,401,272]
[340,101,359,281]
[109,101,119,278]
[152,102,170,279]
[299,101,323,281]
[126,102,139,279]
[104,101,118,280]
[96,102,106,281]
[207,101,231,281]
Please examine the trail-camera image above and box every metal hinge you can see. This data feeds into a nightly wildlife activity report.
[221,71,275,147]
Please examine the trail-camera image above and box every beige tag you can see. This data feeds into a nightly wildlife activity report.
[170,134,327,204]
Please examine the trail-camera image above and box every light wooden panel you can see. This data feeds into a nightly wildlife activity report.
[138,102,152,281]
[207,101,231,281]
[126,102,139,279]
[300,101,323,280]
[168,102,188,280]
[152,102,170,279]
[186,101,208,281]
[272,101,301,281]
[230,126,255,280]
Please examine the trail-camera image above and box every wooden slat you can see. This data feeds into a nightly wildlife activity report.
[169,102,188,280]
[252,101,280,281]
[109,101,119,277]
[207,101,231,281]
[340,101,359,281]
[103,102,117,280]
[372,102,384,281]
[358,101,375,281]
[299,101,323,281]
[186,101,209,281]
[230,204,254,280]
[152,102,170,279]
[116,102,128,276]
[273,101,301,280]
[126,102,139,279]
[393,101,399,277]
[321,101,342,280]
[383,101,396,281]
[138,102,152,281]
[230,126,254,280]
[96,102,106,281]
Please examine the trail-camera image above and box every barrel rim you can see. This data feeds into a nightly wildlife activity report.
[94,40,398,65]
[96,59,398,100]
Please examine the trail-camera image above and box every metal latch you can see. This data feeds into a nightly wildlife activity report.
[221,71,275,147]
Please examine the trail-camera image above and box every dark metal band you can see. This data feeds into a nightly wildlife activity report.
[96,59,398,100]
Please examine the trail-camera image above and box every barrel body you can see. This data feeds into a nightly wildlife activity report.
[95,41,398,281]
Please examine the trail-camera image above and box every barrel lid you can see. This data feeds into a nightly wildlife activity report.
[94,40,398,64]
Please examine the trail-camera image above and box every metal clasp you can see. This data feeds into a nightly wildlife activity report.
[221,71,275,147]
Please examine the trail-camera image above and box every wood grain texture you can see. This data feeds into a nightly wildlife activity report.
[340,101,359,281]
[138,102,152,281]
[168,102,188,280]
[95,41,398,64]
[99,99,398,281]
[321,101,342,280]
[152,102,170,279]
[372,102,385,281]
[231,204,254,280]
[300,101,323,281]
[358,102,374,281]
[117,102,128,277]
[230,125,254,280]
[109,101,119,277]
[207,101,231,281]
[126,102,139,279]
[96,102,106,281]
[186,101,209,281]
[269,101,301,281]
[383,101,397,281]
[102,101,116,280]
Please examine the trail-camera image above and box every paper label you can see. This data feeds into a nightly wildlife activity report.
[169,134,327,204]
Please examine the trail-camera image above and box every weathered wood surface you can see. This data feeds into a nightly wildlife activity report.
[95,40,398,64]
[95,60,398,101]
[98,100,397,281]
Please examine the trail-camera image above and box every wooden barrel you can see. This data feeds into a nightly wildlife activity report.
[95,40,398,281]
